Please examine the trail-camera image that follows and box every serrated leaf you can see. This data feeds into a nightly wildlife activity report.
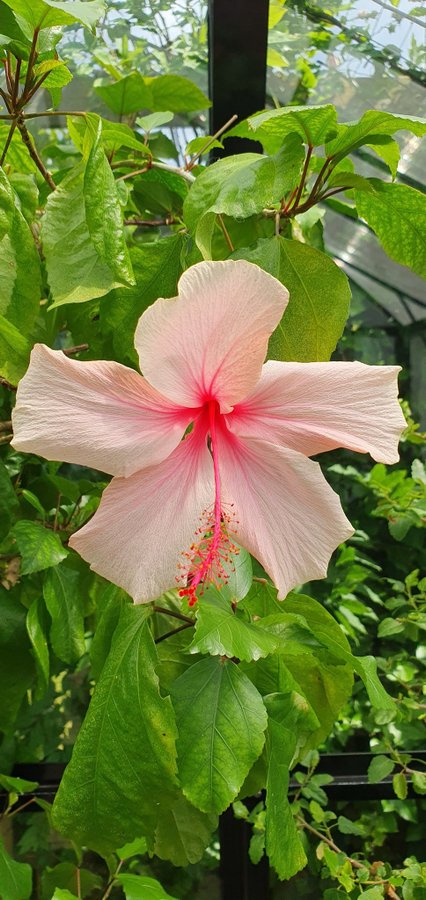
[1,0,105,30]
[154,794,217,866]
[188,588,280,661]
[355,180,426,279]
[12,521,67,574]
[90,582,128,680]
[52,605,178,855]
[84,122,134,286]
[367,755,395,784]
[233,236,350,361]
[365,135,400,179]
[0,837,32,900]
[265,719,307,880]
[326,110,426,160]
[43,563,85,664]
[171,656,267,814]
[228,104,338,153]
[118,874,178,900]
[42,161,128,306]
[184,136,304,257]
[146,74,210,113]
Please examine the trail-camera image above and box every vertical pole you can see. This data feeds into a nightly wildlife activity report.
[219,805,270,900]
[207,0,270,156]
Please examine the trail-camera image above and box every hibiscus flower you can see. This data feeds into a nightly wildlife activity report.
[11,260,405,604]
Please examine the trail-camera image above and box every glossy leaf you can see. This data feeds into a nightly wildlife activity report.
[84,122,134,287]
[42,161,128,306]
[0,170,41,342]
[43,563,85,664]
[355,180,426,279]
[12,521,67,575]
[265,719,307,880]
[188,588,280,661]
[52,605,178,855]
[0,837,32,900]
[26,595,50,696]
[234,236,350,361]
[1,0,105,30]
[118,874,177,900]
[227,105,338,153]
[326,110,426,160]
[184,137,304,257]
[153,794,217,866]
[171,656,267,814]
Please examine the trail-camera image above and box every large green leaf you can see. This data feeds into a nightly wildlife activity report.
[355,180,426,279]
[12,521,67,575]
[227,105,338,153]
[118,874,177,900]
[171,656,267,814]
[90,582,128,680]
[146,74,210,112]
[43,563,85,664]
[0,837,32,900]
[153,794,217,867]
[1,0,104,30]
[184,138,304,258]
[0,170,41,338]
[0,459,19,541]
[52,605,178,855]
[188,588,280,661]
[0,124,36,173]
[84,122,134,287]
[0,315,31,383]
[326,110,426,160]
[95,73,153,116]
[42,161,130,306]
[100,234,184,367]
[234,236,350,361]
[0,587,35,733]
[68,113,150,156]
[264,718,307,880]
[26,595,50,697]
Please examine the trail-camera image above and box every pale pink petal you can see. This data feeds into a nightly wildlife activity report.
[69,425,214,602]
[134,260,289,413]
[216,427,354,599]
[12,344,192,477]
[227,360,405,464]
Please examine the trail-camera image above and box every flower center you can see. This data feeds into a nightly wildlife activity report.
[177,401,238,606]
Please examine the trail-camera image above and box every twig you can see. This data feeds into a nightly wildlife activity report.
[288,143,314,212]
[217,214,235,252]
[62,344,89,356]
[188,113,238,167]
[155,622,194,644]
[153,605,195,625]
[76,867,81,900]
[0,377,17,391]
[297,816,365,869]
[0,420,12,433]
[116,165,150,181]
[124,217,176,227]
[0,435,13,445]
[0,119,17,167]
[151,160,195,183]
[8,797,36,818]
[21,110,88,119]
[101,859,123,900]
[15,117,56,190]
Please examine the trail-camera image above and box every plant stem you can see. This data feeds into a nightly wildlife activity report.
[289,143,313,212]
[0,119,17,167]
[62,344,89,356]
[155,622,194,644]
[16,116,56,190]
[21,28,40,104]
[101,860,123,900]
[217,213,235,252]
[124,217,176,227]
[11,58,21,106]
[154,605,195,625]
[188,112,238,167]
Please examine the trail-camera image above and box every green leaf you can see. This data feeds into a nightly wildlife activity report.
[43,61,73,106]
[12,521,67,574]
[171,656,267,814]
[95,73,153,116]
[0,774,38,794]
[100,235,184,367]
[327,172,374,193]
[0,124,36,173]
[52,605,178,855]
[0,170,41,341]
[355,180,426,279]
[184,137,304,258]
[26,595,50,696]
[43,563,85,664]
[337,815,365,836]
[265,719,307,880]
[90,582,128,680]
[224,545,253,600]
[146,74,210,113]
[228,105,338,153]
[393,771,408,800]
[0,837,32,900]
[367,755,395,784]
[364,135,400,179]
[8,173,38,224]
[0,315,31,383]
[67,113,150,156]
[411,771,426,795]
[185,135,223,157]
[326,110,426,160]
[137,111,174,132]
[42,161,129,306]
[153,794,217,867]
[118,874,178,900]
[1,0,105,30]
[188,588,280,661]
[116,837,148,859]
[377,617,404,638]
[84,122,134,287]
[41,862,102,899]
[0,459,19,540]
[0,587,35,732]
[233,236,350,361]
